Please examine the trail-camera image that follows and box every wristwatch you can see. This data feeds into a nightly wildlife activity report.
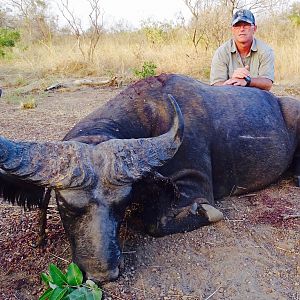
[244,76,251,87]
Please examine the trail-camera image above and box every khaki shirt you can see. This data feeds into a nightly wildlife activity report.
[210,38,274,85]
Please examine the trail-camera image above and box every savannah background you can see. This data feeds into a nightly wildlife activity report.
[0,0,300,299]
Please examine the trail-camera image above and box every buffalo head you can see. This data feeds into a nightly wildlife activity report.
[0,95,184,282]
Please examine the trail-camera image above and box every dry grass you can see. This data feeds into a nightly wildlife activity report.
[20,97,37,109]
[257,19,300,85]
[0,24,299,85]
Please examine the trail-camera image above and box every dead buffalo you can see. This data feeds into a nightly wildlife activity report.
[0,73,299,282]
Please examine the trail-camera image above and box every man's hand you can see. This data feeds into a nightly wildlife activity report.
[223,78,247,86]
[213,64,273,90]
[232,65,250,79]
[223,65,249,86]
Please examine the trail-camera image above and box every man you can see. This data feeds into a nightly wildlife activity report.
[210,9,274,91]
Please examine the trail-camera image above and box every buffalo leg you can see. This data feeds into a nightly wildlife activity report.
[145,197,223,237]
[32,188,51,247]
[143,169,223,237]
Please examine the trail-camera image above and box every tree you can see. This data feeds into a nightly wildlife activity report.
[6,0,57,42]
[220,0,287,15]
[0,7,11,27]
[183,0,290,52]
[183,0,231,52]
[289,1,300,25]
[57,0,103,62]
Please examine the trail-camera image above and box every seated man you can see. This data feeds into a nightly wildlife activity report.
[210,9,274,91]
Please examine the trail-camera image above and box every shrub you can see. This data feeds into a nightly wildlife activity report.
[289,2,300,26]
[133,61,157,79]
[0,28,20,57]
[39,262,102,300]
[141,20,173,45]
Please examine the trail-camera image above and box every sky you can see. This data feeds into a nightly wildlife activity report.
[65,0,192,29]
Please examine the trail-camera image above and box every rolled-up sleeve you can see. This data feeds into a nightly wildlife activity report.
[258,48,275,82]
[210,48,229,85]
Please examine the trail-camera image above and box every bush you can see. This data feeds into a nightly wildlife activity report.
[133,61,157,79]
[0,28,20,57]
[289,2,300,26]
[141,20,173,45]
[39,262,102,300]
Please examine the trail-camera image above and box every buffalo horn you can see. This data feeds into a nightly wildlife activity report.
[98,94,184,185]
[0,138,95,189]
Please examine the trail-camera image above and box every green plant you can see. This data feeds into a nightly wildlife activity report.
[0,28,20,57]
[40,262,102,300]
[289,2,300,26]
[141,20,173,45]
[133,61,157,79]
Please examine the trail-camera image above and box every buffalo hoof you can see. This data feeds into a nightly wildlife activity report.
[145,201,224,237]
[200,204,224,223]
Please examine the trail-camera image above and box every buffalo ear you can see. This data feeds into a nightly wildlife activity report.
[0,171,45,209]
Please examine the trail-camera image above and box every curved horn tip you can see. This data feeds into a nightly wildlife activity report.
[167,94,184,143]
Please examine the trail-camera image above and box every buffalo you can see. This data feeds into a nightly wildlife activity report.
[0,74,299,282]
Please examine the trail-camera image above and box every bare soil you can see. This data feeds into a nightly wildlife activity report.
[0,80,299,300]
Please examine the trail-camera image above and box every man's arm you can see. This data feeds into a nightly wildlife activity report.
[222,65,273,90]
[254,48,274,90]
[210,48,229,85]
[223,76,273,90]
[247,77,273,90]
[211,44,274,91]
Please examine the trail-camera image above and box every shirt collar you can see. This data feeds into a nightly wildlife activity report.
[251,38,257,51]
[231,38,257,53]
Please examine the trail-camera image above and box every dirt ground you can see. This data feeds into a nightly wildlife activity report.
[0,78,299,300]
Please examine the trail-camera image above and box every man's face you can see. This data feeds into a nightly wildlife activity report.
[232,21,257,44]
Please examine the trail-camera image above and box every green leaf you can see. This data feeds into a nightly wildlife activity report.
[49,287,68,300]
[66,263,83,286]
[68,287,76,294]
[39,288,53,300]
[86,288,102,300]
[64,286,102,300]
[64,288,86,300]
[49,264,68,287]
[84,284,102,300]
[80,287,102,300]
[41,272,51,286]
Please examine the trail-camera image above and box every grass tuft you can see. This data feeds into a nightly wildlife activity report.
[20,97,37,109]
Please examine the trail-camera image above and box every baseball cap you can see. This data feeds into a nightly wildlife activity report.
[232,9,255,26]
